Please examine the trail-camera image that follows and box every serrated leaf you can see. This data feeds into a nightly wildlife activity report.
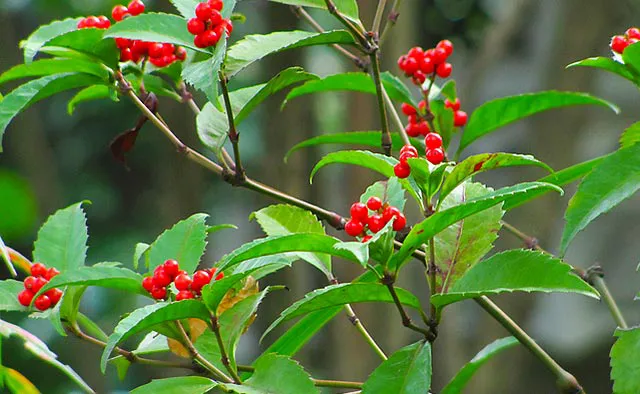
[0,280,28,312]
[430,250,598,308]
[109,331,171,379]
[262,283,421,341]
[202,267,267,314]
[458,91,620,153]
[33,202,88,271]
[100,300,210,372]
[0,320,95,393]
[389,182,563,271]
[34,266,145,298]
[182,38,227,102]
[439,153,553,203]
[67,85,118,115]
[131,376,216,394]
[441,337,519,394]
[20,17,82,63]
[621,42,640,76]
[4,367,41,394]
[561,144,640,254]
[268,0,359,22]
[620,121,640,148]
[567,57,637,84]
[169,0,201,18]
[225,30,355,77]
[0,59,110,85]
[147,213,208,273]
[362,341,431,394]
[611,326,640,394]
[251,204,331,278]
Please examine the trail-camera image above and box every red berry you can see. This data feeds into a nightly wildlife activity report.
[413,71,426,84]
[366,197,382,211]
[627,28,640,40]
[424,132,443,149]
[611,35,629,54]
[84,16,100,28]
[142,276,154,292]
[444,97,461,111]
[34,295,52,311]
[161,43,176,56]
[426,148,445,164]
[420,56,434,74]
[176,290,195,301]
[209,9,223,25]
[453,110,468,127]
[162,259,180,278]
[175,47,187,61]
[416,121,430,136]
[418,100,427,113]
[401,146,418,159]
[392,213,407,231]
[403,57,419,75]
[408,46,424,59]
[120,48,133,62]
[97,16,111,29]
[194,33,208,48]
[77,19,87,29]
[214,271,224,280]
[45,267,60,280]
[436,39,454,56]
[174,273,192,291]
[208,0,224,10]
[24,276,37,290]
[131,40,149,55]
[350,202,369,222]
[224,20,233,35]
[394,162,411,179]
[405,123,420,138]
[397,55,408,71]
[46,288,63,306]
[195,2,213,21]
[152,269,172,287]
[431,47,448,64]
[18,290,34,307]
[361,235,373,243]
[150,286,167,300]
[401,103,417,116]
[202,30,220,47]
[191,270,212,291]
[112,5,129,21]
[399,150,418,164]
[187,18,205,35]
[367,215,385,233]
[148,42,164,58]
[33,277,48,293]
[128,0,145,16]
[31,263,47,277]
[382,206,401,223]
[115,37,131,49]
[345,219,364,237]
[436,62,452,78]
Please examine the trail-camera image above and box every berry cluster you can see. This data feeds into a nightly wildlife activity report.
[117,40,187,66]
[610,27,640,55]
[401,101,431,137]
[77,16,111,30]
[141,259,224,301]
[187,0,233,49]
[111,0,146,22]
[397,40,454,85]
[17,263,62,311]
[444,98,468,127]
[345,197,407,241]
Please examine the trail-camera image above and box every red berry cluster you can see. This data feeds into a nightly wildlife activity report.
[444,98,468,127]
[117,40,187,66]
[17,263,62,311]
[187,0,233,49]
[141,259,224,301]
[111,0,146,22]
[77,16,111,29]
[345,197,407,241]
[401,101,431,137]
[393,139,444,179]
[610,27,640,55]
[397,40,454,85]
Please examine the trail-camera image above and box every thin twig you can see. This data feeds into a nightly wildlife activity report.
[379,0,403,46]
[237,365,363,389]
[175,321,234,383]
[381,82,411,146]
[586,266,628,329]
[211,315,243,383]
[427,239,438,321]
[343,304,388,360]
[324,0,372,52]
[372,0,388,35]
[370,52,392,155]
[501,220,541,251]
[382,274,435,340]
[219,71,245,183]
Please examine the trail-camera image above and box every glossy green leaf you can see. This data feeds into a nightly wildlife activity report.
[389,182,562,271]
[268,0,359,22]
[441,337,519,394]
[406,157,431,195]
[67,85,117,114]
[310,150,396,181]
[431,100,455,148]
[561,144,640,254]
[362,341,432,394]
[45,29,118,68]
[458,91,619,152]
[182,38,227,102]
[133,242,150,270]
[0,59,109,85]
[225,354,318,394]
[109,331,171,380]
[262,283,421,341]
[35,266,145,298]
[621,42,640,76]
[567,57,637,84]
[0,320,94,393]
[439,153,553,203]
[431,250,598,308]
[169,0,201,18]
[76,312,109,342]
[147,213,209,273]
[4,367,41,394]
[611,327,640,394]
[360,177,406,212]
[440,80,457,101]
[202,266,270,313]
[225,30,355,77]
[620,121,640,148]
[0,280,27,312]
[33,202,88,272]
[100,300,210,372]
[20,17,82,63]
[133,74,181,101]
[131,377,216,394]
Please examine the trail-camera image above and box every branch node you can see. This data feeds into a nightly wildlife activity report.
[585,265,604,284]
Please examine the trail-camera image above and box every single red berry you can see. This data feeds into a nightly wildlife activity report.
[366,197,382,211]
[162,259,180,278]
[345,219,365,237]
[407,46,424,59]
[152,269,172,287]
[424,132,443,149]
[400,145,418,155]
[176,290,195,301]
[397,55,409,71]
[120,48,133,62]
[174,273,192,291]
[115,37,131,49]
[131,51,142,63]
[403,57,419,75]
[208,0,224,10]
[214,271,224,280]
[202,30,220,47]
[416,121,430,136]
[84,16,100,28]
[361,235,373,243]
[367,215,385,233]
[209,9,223,25]
[18,289,34,307]
[131,40,149,55]
[142,276,154,292]
[46,288,63,306]
[350,202,369,222]
[112,5,129,21]
[150,286,167,300]
[454,110,468,127]
[175,46,187,61]
[408,114,418,124]
[195,2,213,21]
[24,276,37,290]
[33,277,48,293]
[420,56,434,74]
[191,270,212,291]
[444,97,461,111]
[161,43,176,56]
[611,35,629,54]
[382,206,401,224]
[31,263,47,278]
[401,103,417,116]
[418,100,427,113]
[413,71,426,84]
[97,16,111,29]
[148,42,164,58]
[399,150,418,164]
[224,20,233,35]
[34,295,52,311]
[187,18,206,35]
[426,148,445,164]
[394,162,411,179]
[436,62,452,78]
[627,27,640,40]
[405,123,420,138]
[194,33,208,48]
[436,39,454,56]
[77,18,87,29]
[392,213,407,231]
[45,267,60,280]
[164,54,177,65]
[431,47,448,64]
[128,0,145,16]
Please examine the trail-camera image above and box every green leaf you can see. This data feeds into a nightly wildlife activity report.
[133,74,181,102]
[0,320,95,393]
[362,341,432,394]
[0,59,109,85]
[182,38,227,102]
[34,266,145,298]
[441,337,519,394]
[621,42,640,76]
[33,202,88,271]
[431,100,455,148]
[250,204,332,278]
[20,17,82,63]
[389,182,562,271]
[169,0,201,18]
[225,354,318,394]
[147,213,209,273]
[310,149,396,181]
[131,377,216,394]
[268,0,360,22]
[100,300,210,372]
[104,13,205,53]
[620,121,640,148]
[440,80,457,101]
[0,280,27,312]
[202,266,268,313]
[430,250,598,308]
[0,235,16,277]
[67,85,117,115]
[133,242,150,270]
[76,312,108,342]
[4,367,40,394]
[611,326,640,394]
[560,144,640,254]
[567,57,637,84]
[45,29,118,68]
[430,183,504,293]
[439,153,553,203]
[360,177,406,212]
[262,283,421,341]
[225,30,355,77]
[458,91,620,153]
